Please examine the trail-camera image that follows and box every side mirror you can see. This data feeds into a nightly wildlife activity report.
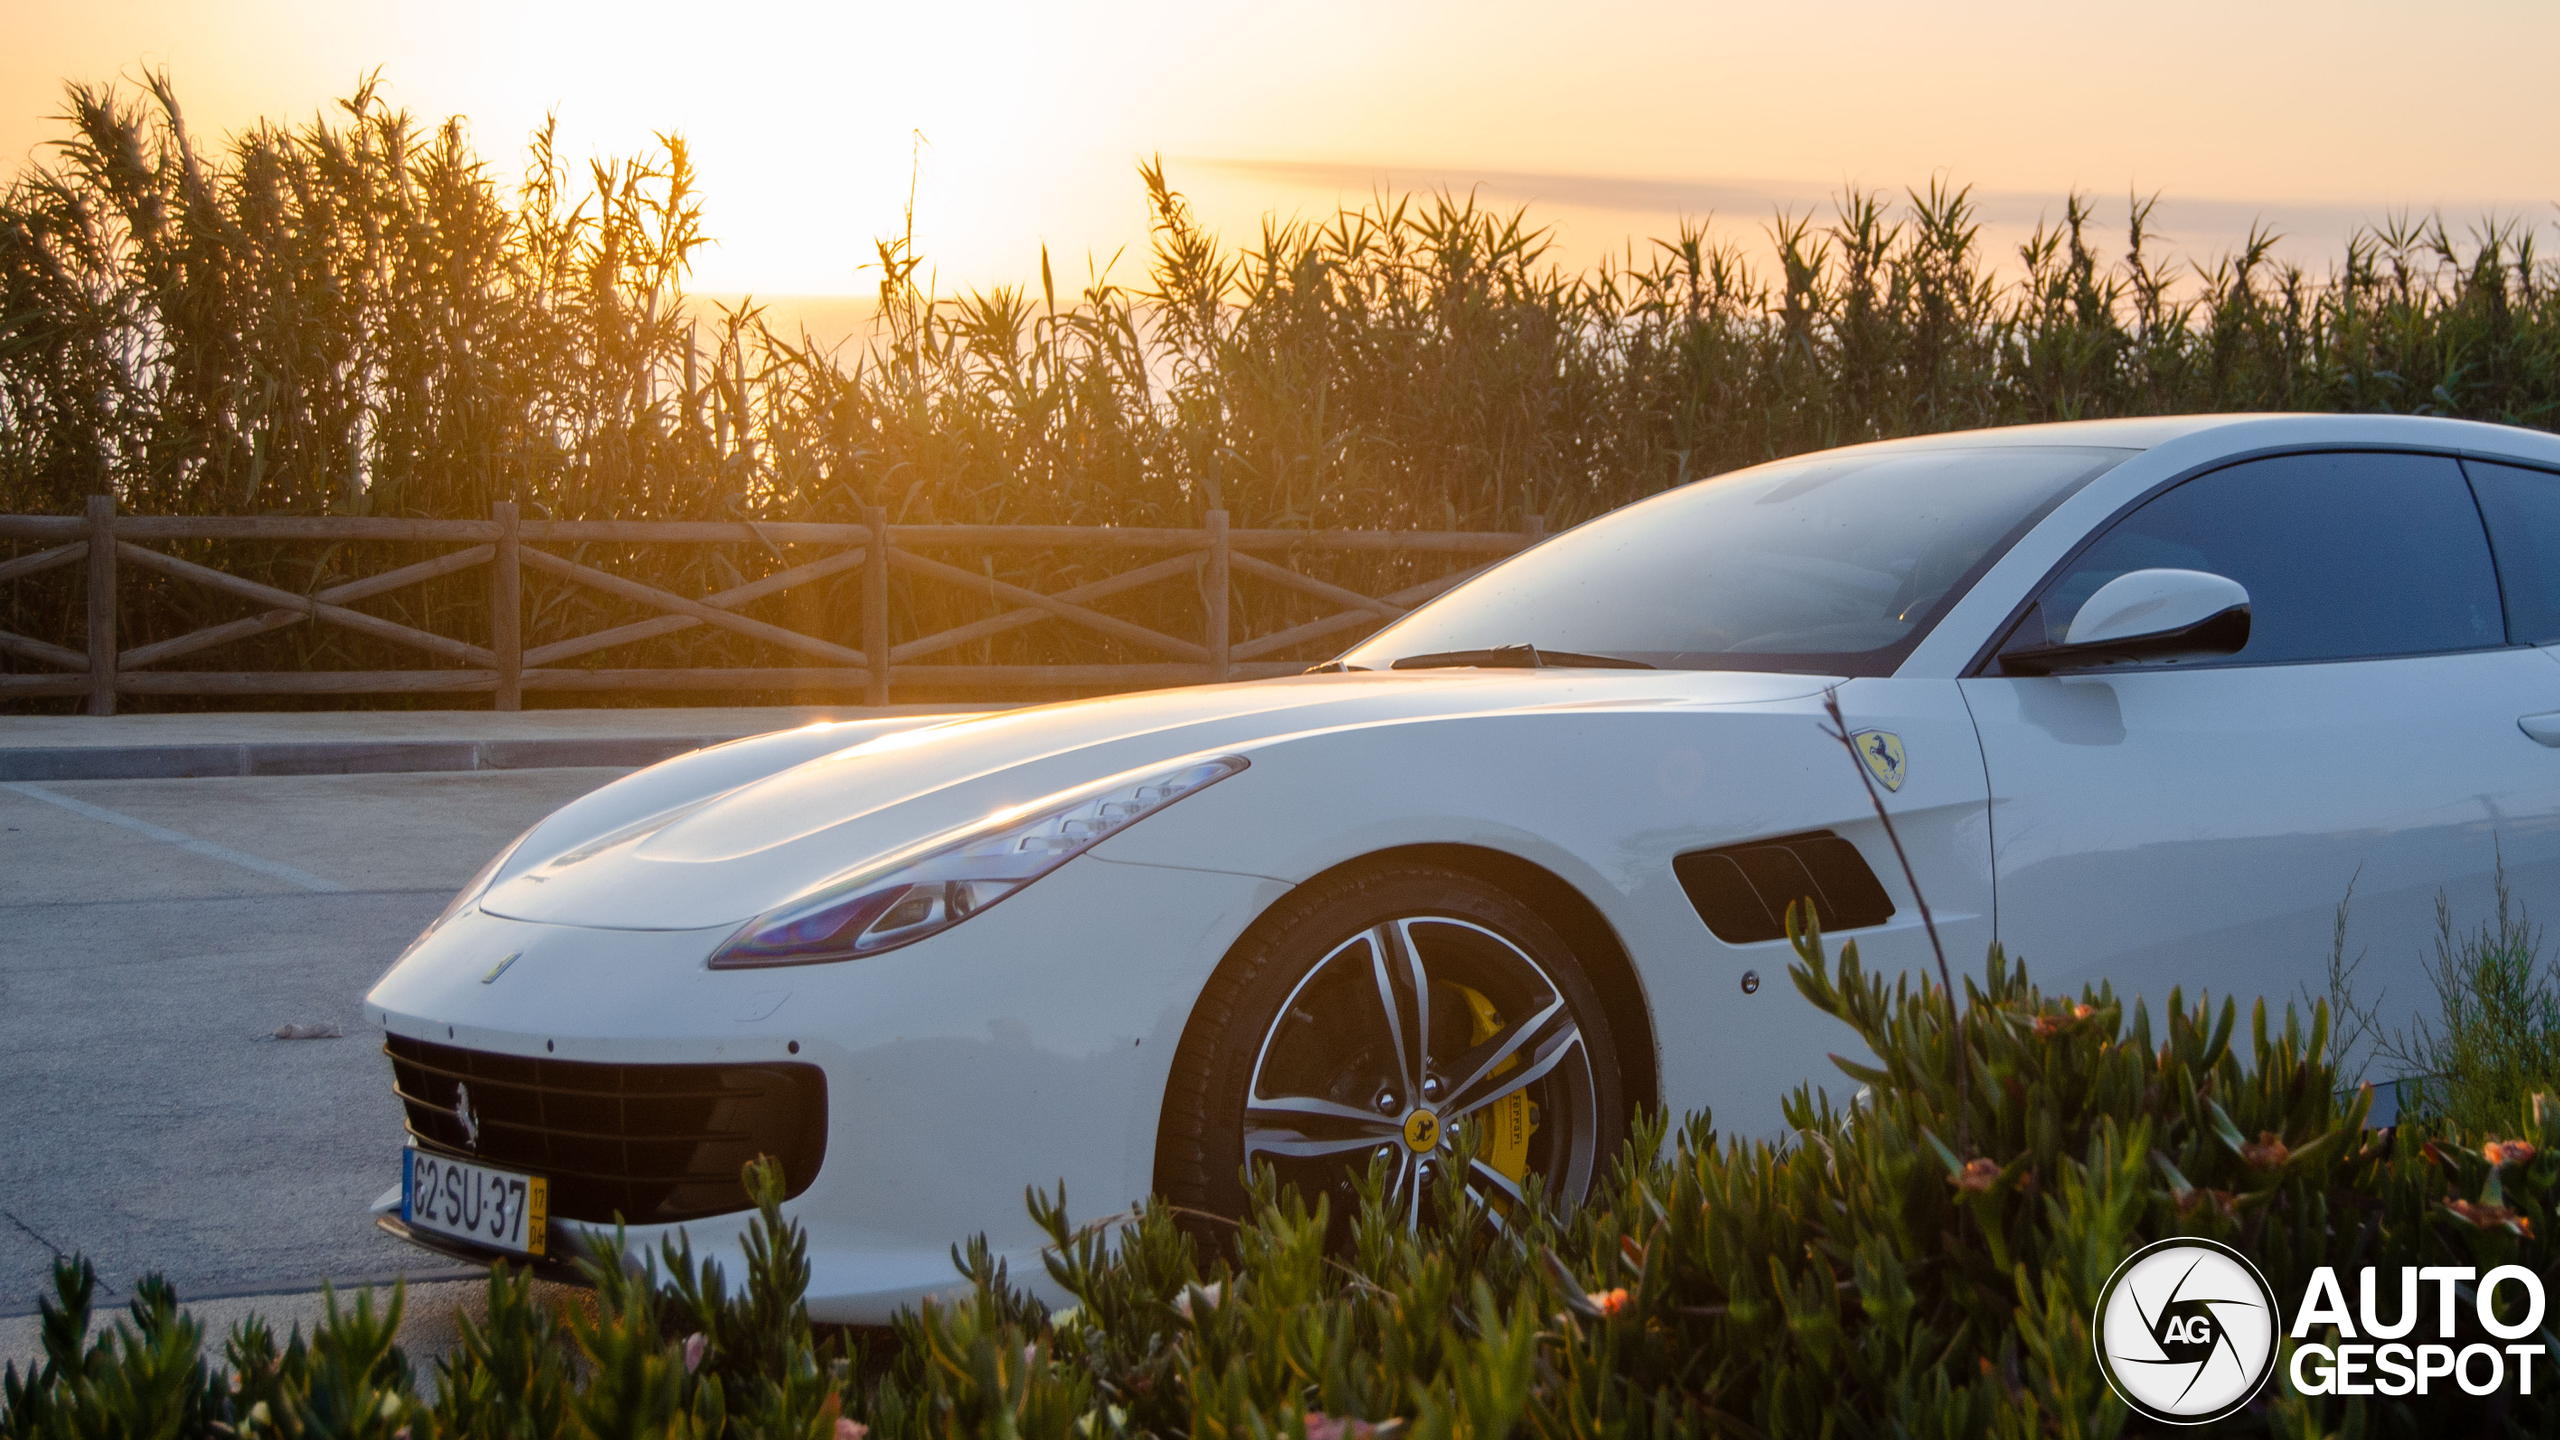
[1998,568,2250,676]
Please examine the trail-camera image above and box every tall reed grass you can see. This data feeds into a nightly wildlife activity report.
[5,75,2559,704]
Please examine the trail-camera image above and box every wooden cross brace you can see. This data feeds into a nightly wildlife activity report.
[0,542,91,670]
[113,542,500,669]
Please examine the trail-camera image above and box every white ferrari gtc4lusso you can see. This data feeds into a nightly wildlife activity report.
[369,412,2560,1319]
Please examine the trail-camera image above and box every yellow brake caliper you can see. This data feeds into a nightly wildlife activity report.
[1450,983,1537,1185]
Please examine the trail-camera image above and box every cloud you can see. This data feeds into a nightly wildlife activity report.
[1172,156,2553,265]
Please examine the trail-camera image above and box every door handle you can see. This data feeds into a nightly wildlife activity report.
[2522,712,2560,747]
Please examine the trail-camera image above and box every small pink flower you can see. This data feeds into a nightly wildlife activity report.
[2032,1004,2096,1037]
[836,1420,870,1440]
[2446,1198,2534,1236]
[2240,1132,2291,1171]
[2176,1187,2237,1220]
[682,1332,708,1373]
[1305,1412,1377,1440]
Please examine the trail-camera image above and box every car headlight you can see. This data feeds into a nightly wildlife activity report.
[707,753,1250,969]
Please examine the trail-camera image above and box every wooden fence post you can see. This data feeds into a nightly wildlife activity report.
[490,500,522,711]
[864,506,890,707]
[1525,512,1548,543]
[84,493,116,716]
[1205,509,1231,683]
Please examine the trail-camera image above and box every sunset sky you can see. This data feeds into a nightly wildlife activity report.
[7,0,2558,307]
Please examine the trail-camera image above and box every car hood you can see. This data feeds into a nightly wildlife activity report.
[478,668,1831,931]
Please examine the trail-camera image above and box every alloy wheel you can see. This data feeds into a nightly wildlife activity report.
[1240,913,1602,1228]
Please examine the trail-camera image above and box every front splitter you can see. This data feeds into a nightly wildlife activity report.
[373,1212,599,1289]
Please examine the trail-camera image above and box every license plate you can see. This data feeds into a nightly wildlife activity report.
[402,1148,546,1257]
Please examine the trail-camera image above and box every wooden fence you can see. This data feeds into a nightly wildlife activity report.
[0,500,1539,714]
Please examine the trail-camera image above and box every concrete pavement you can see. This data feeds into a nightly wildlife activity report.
[0,765,635,1365]
[1,702,1011,1368]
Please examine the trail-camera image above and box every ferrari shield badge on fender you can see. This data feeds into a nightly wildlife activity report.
[1851,730,1908,792]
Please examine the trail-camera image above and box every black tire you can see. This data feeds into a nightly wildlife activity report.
[1156,862,1624,1233]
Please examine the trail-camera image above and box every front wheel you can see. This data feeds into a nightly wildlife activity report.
[1156,863,1624,1232]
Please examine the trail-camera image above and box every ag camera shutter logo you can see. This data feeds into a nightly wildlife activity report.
[2093,1238,2279,1423]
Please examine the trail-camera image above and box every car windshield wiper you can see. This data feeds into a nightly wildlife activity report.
[1389,644,1655,671]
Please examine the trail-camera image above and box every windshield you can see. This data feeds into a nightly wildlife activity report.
[1338,444,2131,676]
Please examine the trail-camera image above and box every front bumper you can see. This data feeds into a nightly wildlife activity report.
[369,1198,597,1287]
[365,855,1284,1322]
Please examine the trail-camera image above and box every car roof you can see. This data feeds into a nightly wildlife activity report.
[1838,415,2236,452]
[1888,411,2560,677]
[1832,412,2560,467]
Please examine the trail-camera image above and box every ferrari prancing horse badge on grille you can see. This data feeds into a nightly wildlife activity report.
[1852,730,1908,792]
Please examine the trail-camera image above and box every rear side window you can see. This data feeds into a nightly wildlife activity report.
[2465,459,2560,644]
[2037,451,2504,665]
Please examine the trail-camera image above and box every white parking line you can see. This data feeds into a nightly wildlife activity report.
[0,782,347,893]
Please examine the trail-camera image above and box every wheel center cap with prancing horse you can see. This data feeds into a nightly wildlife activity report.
[1401,1108,1442,1153]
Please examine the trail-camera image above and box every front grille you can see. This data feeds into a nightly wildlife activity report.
[386,1035,827,1226]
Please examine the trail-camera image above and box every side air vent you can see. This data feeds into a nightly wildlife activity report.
[1673,829,1895,944]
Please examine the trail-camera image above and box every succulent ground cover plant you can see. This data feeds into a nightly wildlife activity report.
[12,917,2560,1438]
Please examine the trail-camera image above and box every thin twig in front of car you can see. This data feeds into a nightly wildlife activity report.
[1819,686,1969,1155]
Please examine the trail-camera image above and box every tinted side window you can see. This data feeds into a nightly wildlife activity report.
[2465,459,2560,644]
[2039,451,2503,665]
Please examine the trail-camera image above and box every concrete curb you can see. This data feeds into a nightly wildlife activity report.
[0,735,732,781]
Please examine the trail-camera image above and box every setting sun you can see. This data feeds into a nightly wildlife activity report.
[11,0,2560,301]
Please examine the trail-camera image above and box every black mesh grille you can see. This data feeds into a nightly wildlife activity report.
[385,1035,826,1226]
